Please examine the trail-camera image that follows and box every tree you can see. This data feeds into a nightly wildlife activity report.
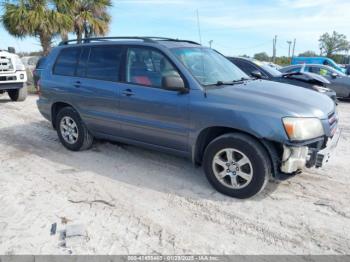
[275,56,290,66]
[53,0,112,43]
[319,31,350,57]
[1,0,72,55]
[253,52,269,62]
[298,51,317,57]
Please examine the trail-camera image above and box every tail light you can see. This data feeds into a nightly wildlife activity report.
[37,80,41,96]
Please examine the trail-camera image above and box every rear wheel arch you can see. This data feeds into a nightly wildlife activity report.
[51,102,77,129]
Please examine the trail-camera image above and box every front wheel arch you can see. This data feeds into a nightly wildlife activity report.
[193,126,281,177]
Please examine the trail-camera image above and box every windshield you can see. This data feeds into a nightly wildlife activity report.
[171,47,249,85]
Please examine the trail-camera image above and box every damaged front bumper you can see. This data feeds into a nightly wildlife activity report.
[281,127,341,174]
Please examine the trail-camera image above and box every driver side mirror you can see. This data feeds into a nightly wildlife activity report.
[251,70,263,79]
[162,76,187,92]
[331,72,338,79]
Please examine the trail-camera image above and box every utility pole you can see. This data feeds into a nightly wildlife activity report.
[196,9,202,45]
[209,40,213,48]
[272,35,277,63]
[287,41,292,58]
[291,38,296,58]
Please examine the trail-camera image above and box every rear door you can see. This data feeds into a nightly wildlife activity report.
[73,45,124,135]
[118,46,190,152]
[52,45,124,136]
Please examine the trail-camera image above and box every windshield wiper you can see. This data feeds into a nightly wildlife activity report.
[215,77,250,86]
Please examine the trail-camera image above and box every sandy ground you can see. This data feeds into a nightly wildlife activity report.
[0,94,349,255]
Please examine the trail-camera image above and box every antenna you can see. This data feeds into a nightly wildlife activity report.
[196,9,202,44]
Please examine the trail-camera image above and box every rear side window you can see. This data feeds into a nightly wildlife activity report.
[53,48,80,76]
[86,46,123,82]
[36,57,47,69]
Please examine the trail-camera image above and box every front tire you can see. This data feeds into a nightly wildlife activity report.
[203,133,271,199]
[8,84,28,102]
[56,107,94,151]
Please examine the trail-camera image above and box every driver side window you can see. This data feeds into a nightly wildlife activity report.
[126,47,180,88]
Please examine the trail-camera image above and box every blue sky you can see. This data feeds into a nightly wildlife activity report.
[1,0,349,56]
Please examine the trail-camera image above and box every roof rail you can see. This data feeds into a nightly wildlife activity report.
[59,37,157,46]
[143,37,201,45]
[59,36,201,46]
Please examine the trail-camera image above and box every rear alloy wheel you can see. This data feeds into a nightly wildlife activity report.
[8,84,28,102]
[203,133,271,199]
[56,107,93,151]
[60,116,79,145]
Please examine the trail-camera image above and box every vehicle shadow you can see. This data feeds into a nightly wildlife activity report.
[0,121,280,202]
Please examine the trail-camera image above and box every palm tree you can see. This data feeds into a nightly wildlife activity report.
[1,0,72,55]
[53,0,112,43]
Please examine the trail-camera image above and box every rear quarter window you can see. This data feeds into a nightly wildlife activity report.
[53,48,80,76]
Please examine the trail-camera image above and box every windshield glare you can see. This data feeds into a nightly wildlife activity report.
[171,48,249,85]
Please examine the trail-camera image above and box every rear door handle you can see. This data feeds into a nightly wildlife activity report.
[122,89,134,96]
[74,81,81,88]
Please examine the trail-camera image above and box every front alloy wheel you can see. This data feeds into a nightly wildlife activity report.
[203,133,271,199]
[212,148,253,189]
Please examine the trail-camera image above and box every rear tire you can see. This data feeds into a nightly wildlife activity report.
[56,107,94,151]
[203,133,271,199]
[8,84,28,102]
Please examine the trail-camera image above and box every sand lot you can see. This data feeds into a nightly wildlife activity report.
[0,94,349,255]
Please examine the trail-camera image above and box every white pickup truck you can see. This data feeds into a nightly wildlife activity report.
[0,49,28,101]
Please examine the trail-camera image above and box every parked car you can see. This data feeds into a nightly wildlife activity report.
[280,64,350,98]
[33,57,47,90]
[291,56,346,74]
[37,37,339,199]
[0,48,28,101]
[228,57,337,102]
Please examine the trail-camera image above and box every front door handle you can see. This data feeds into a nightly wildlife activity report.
[122,89,134,96]
[74,81,81,88]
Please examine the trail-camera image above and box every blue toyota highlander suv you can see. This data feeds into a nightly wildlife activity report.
[37,37,340,199]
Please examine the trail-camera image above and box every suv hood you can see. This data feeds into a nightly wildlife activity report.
[205,80,335,119]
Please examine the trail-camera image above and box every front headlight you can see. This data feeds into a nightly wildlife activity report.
[312,85,327,93]
[282,117,324,141]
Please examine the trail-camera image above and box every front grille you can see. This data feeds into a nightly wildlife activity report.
[0,76,17,82]
[0,56,14,73]
[328,111,338,137]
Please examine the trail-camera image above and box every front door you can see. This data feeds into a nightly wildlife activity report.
[118,47,190,152]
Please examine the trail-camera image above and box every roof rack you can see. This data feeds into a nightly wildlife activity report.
[59,36,201,46]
